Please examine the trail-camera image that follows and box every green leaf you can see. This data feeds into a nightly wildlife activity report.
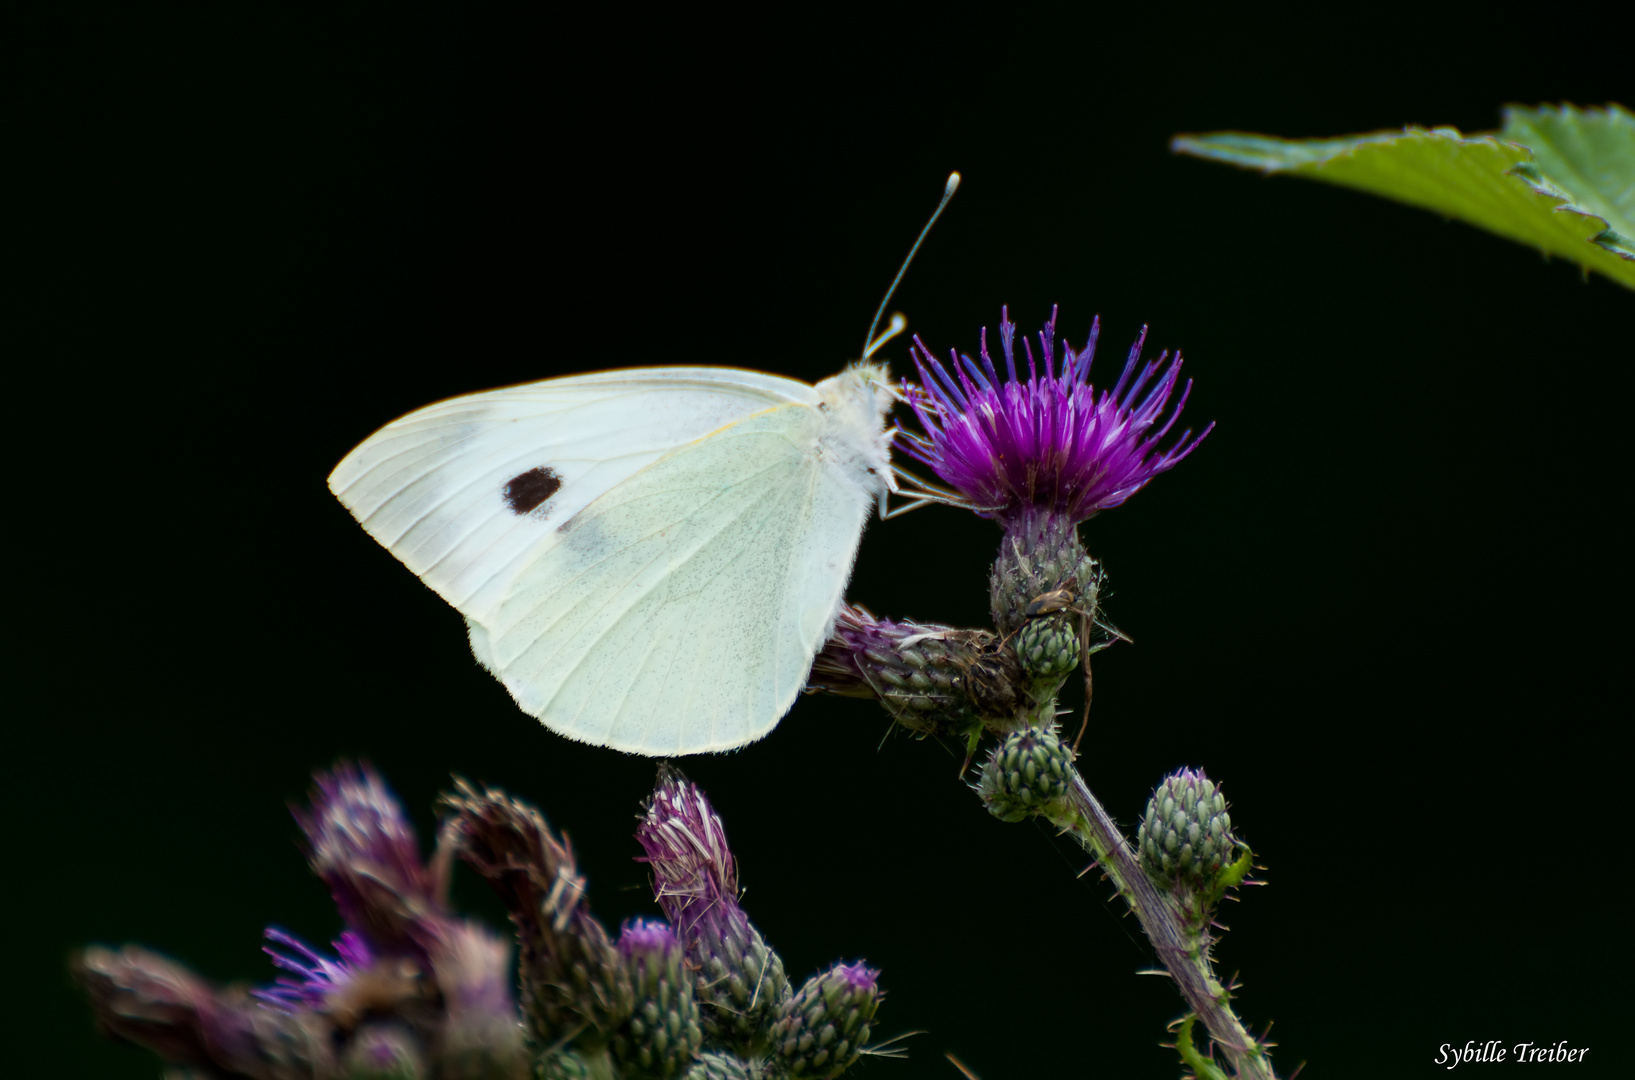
[1502,104,1635,259]
[1171,103,1635,290]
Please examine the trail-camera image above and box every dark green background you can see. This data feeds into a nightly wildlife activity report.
[23,10,1630,1078]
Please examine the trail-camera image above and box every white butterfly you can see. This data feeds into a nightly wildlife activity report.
[328,362,899,755]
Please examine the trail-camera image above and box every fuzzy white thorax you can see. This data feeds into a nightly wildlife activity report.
[814,362,898,509]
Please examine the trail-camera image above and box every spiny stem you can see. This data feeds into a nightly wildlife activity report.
[1055,767,1278,1080]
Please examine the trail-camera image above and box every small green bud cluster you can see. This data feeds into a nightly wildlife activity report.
[978,726,1074,824]
[770,963,882,1079]
[1137,769,1237,890]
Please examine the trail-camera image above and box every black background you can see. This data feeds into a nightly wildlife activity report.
[23,10,1631,1079]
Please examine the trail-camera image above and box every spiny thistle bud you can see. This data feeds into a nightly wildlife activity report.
[680,1051,761,1080]
[811,604,988,736]
[1138,768,1237,889]
[611,920,703,1079]
[978,726,1074,824]
[1015,611,1078,680]
[636,767,790,1055]
[441,779,633,1047]
[770,962,882,1079]
[342,1023,426,1080]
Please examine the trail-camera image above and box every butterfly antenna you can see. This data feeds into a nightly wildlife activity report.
[860,171,962,358]
[863,313,908,360]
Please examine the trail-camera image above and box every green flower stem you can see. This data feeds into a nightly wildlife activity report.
[1055,767,1277,1080]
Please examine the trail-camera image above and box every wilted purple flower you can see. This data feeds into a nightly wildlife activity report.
[636,766,790,1054]
[440,777,633,1045]
[902,306,1211,528]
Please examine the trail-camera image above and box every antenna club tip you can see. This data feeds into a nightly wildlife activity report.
[945,172,962,194]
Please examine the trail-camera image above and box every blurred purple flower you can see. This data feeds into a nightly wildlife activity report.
[252,926,372,1010]
[294,762,447,955]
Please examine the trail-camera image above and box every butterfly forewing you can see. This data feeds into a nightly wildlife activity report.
[329,369,818,620]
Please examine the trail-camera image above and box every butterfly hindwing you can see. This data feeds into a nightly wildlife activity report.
[473,403,874,753]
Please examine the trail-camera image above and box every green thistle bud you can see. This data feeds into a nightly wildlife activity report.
[1015,611,1078,680]
[611,921,703,1079]
[771,962,881,1079]
[680,1051,761,1080]
[340,1024,425,1080]
[978,727,1073,823]
[1137,768,1236,889]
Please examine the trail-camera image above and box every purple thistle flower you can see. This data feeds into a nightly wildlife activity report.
[253,926,373,1010]
[902,306,1212,527]
[294,762,446,956]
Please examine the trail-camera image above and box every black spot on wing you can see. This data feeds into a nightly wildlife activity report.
[503,466,563,515]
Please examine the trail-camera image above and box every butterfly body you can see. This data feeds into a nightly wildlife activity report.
[330,363,895,754]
